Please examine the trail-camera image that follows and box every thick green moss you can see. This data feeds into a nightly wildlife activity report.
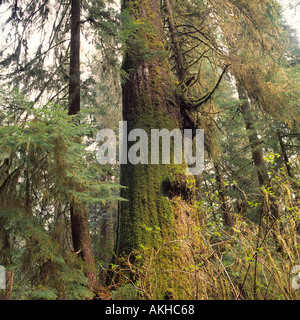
[113,0,200,298]
[115,109,179,256]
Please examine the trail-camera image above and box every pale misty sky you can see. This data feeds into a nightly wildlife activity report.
[0,1,299,60]
[279,0,300,42]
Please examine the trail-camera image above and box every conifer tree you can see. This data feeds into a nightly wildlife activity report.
[0,0,121,297]
[68,0,97,291]
[112,0,201,297]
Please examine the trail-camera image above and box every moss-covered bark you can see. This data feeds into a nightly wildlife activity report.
[116,118,180,257]
[114,0,199,277]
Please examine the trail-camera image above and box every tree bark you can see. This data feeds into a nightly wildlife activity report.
[113,3,199,294]
[0,270,14,301]
[68,0,97,290]
[164,0,186,82]
[68,0,80,117]
[70,206,97,289]
[214,162,232,226]
[116,0,181,257]
[237,85,269,188]
[277,130,293,178]
[0,218,14,300]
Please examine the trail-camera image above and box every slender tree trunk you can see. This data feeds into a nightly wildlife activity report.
[164,0,186,82]
[214,162,232,226]
[68,0,97,290]
[164,0,203,220]
[69,0,80,117]
[0,270,14,300]
[237,85,270,188]
[237,84,282,244]
[277,130,293,178]
[0,220,14,300]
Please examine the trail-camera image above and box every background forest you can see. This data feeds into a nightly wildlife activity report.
[0,0,299,300]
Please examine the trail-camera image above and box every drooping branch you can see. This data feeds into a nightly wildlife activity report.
[193,64,230,109]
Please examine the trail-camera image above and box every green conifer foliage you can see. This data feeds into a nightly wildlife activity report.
[0,88,120,299]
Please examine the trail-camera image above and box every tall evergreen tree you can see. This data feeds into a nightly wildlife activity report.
[112,0,201,297]
[68,0,97,291]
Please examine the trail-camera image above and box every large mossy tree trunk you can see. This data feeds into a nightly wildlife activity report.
[114,0,199,296]
[116,0,181,257]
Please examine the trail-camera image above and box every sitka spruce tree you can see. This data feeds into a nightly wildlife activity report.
[113,0,201,297]
[68,0,97,291]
